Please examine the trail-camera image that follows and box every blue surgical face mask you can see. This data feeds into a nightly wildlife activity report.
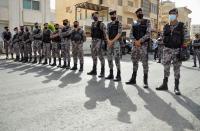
[169,14,176,21]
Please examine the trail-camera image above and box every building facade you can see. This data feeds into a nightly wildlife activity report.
[56,0,158,36]
[191,25,200,38]
[0,0,55,36]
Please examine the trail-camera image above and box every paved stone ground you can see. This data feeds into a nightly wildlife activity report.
[0,54,200,131]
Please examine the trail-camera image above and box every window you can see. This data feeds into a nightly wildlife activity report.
[0,0,8,7]
[128,1,133,7]
[32,0,40,10]
[151,3,157,14]
[23,0,40,10]
[118,0,123,6]
[23,0,31,9]
[127,18,133,24]
[118,15,122,22]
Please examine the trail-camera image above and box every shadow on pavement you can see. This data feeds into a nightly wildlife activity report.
[134,85,194,131]
[58,71,82,88]
[84,77,137,123]
[168,92,200,121]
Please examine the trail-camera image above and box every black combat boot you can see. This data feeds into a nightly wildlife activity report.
[143,73,149,88]
[79,64,83,72]
[174,79,181,95]
[61,61,67,68]
[114,69,121,81]
[156,77,168,90]
[32,57,37,63]
[98,66,105,78]
[57,58,61,68]
[70,64,77,70]
[6,54,8,59]
[19,56,24,62]
[11,53,14,59]
[66,61,70,69]
[43,58,48,65]
[87,65,97,75]
[157,59,161,63]
[51,58,56,66]
[29,56,32,63]
[192,64,197,67]
[38,57,42,64]
[126,71,137,85]
[23,57,28,63]
[105,69,114,80]
[49,58,51,65]
[14,56,19,62]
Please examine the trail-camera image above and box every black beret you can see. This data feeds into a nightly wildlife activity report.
[44,23,48,25]
[92,11,99,16]
[135,8,142,14]
[63,19,69,22]
[14,27,18,30]
[54,23,59,26]
[109,10,116,15]
[4,26,8,29]
[34,22,38,25]
[169,8,178,14]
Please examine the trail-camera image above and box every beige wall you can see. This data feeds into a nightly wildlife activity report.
[55,0,141,27]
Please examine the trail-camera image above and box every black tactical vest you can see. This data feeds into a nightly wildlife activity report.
[71,29,83,42]
[132,19,148,41]
[108,21,119,39]
[33,28,42,40]
[163,22,184,49]
[91,21,103,39]
[18,31,24,41]
[62,26,71,38]
[52,30,61,42]
[42,29,51,43]
[12,33,19,44]
[23,32,31,43]
[3,31,11,41]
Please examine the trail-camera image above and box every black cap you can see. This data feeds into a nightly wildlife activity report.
[14,27,18,30]
[63,19,69,22]
[135,8,142,14]
[92,11,99,16]
[54,23,59,26]
[109,10,116,15]
[169,8,178,14]
[44,23,48,26]
[4,26,8,29]
[34,22,39,25]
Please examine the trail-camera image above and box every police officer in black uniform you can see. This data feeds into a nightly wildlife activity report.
[18,26,25,62]
[106,10,122,81]
[42,23,52,65]
[50,23,62,67]
[32,22,43,64]
[60,19,72,69]
[2,26,12,59]
[12,27,20,61]
[126,8,151,88]
[23,27,32,63]
[87,12,106,77]
[156,8,189,95]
